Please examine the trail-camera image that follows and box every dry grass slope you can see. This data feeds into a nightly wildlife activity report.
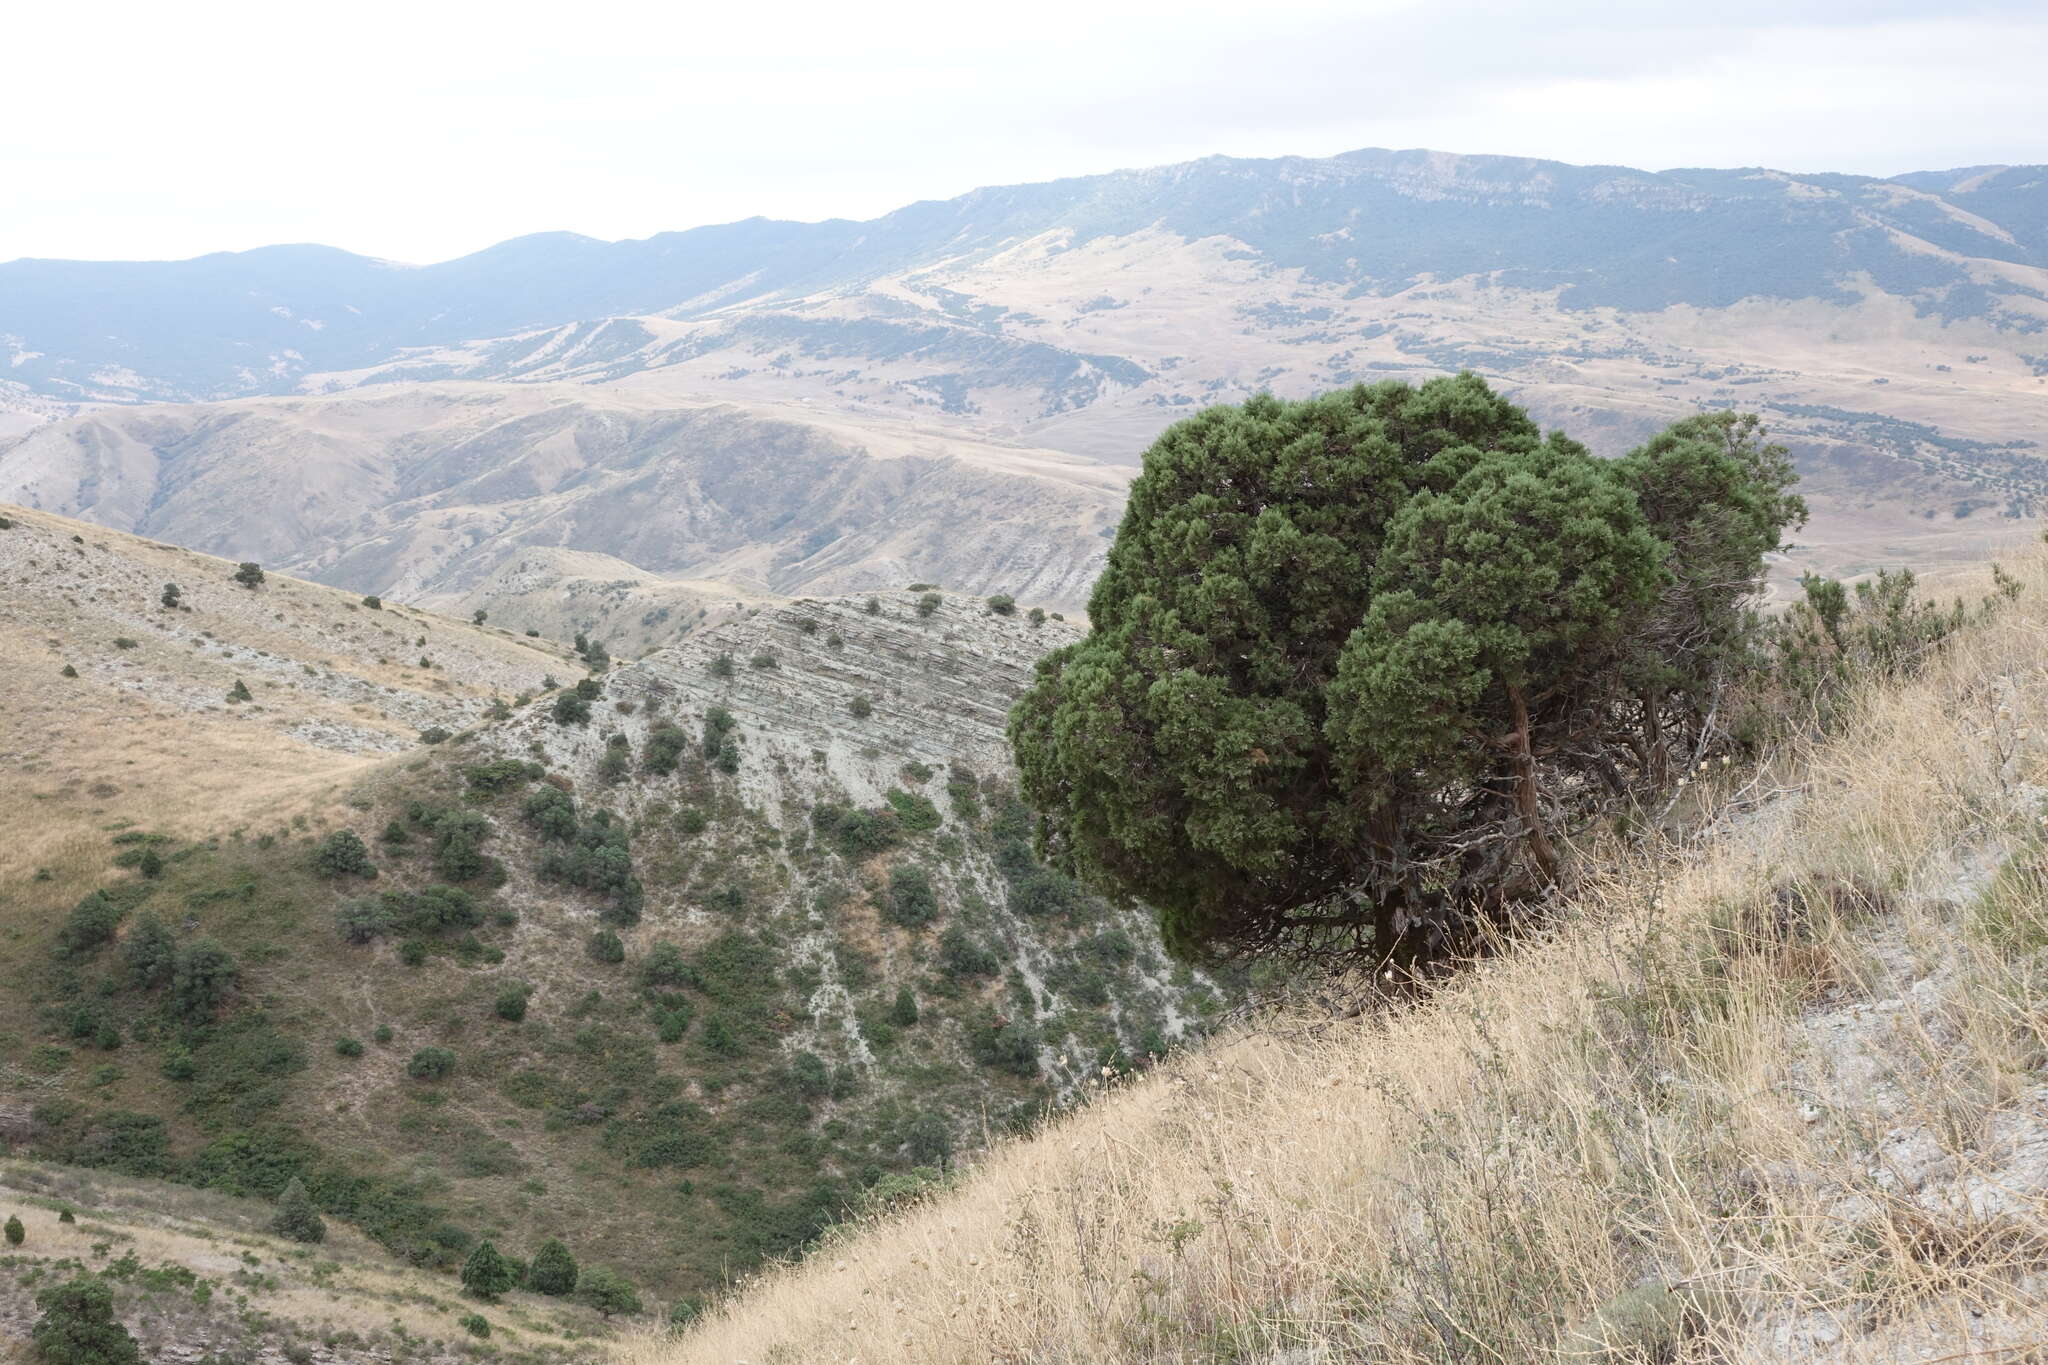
[0,1160,613,1361]
[0,503,573,902]
[643,558,2048,1363]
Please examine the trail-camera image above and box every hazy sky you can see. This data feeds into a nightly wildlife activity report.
[6,0,2043,264]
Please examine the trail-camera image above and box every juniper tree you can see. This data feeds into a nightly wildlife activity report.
[461,1240,515,1299]
[270,1178,326,1243]
[30,1276,141,1365]
[232,561,264,588]
[4,1214,22,1246]
[574,1264,640,1317]
[1010,375,1801,972]
[525,1238,579,1295]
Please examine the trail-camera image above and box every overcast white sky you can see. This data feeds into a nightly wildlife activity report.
[4,0,2043,265]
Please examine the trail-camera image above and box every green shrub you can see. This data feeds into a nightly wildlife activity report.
[1028,607,1046,626]
[865,596,881,615]
[336,897,394,943]
[464,759,539,792]
[160,582,181,608]
[61,663,78,678]
[644,725,689,774]
[587,929,625,964]
[31,1275,142,1365]
[552,691,592,725]
[906,1112,952,1168]
[523,785,579,841]
[232,562,265,588]
[885,789,942,831]
[494,983,531,1022]
[526,1237,579,1295]
[886,865,940,929]
[890,986,919,1026]
[987,594,1016,616]
[373,1025,394,1044]
[169,940,238,1021]
[312,828,377,879]
[968,1013,1041,1077]
[226,678,253,703]
[811,803,899,858]
[418,725,452,744]
[4,1214,22,1246]
[460,1240,514,1299]
[270,1177,326,1243]
[362,594,382,609]
[848,694,874,719]
[459,1312,491,1338]
[56,892,124,958]
[335,1037,365,1058]
[407,1047,457,1081]
[916,592,941,618]
[641,941,691,988]
[750,651,779,670]
[709,652,736,679]
[575,1265,641,1317]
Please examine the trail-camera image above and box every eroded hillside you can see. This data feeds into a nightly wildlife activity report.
[0,544,1224,1339]
[0,384,1124,621]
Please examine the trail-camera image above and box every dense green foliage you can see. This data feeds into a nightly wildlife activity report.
[460,1239,515,1299]
[575,1264,641,1317]
[1011,377,1804,969]
[270,1176,327,1242]
[526,1237,580,1295]
[311,829,376,880]
[31,1276,142,1365]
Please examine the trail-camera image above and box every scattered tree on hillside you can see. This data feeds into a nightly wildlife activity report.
[160,582,181,609]
[30,1276,141,1365]
[226,679,253,703]
[270,1178,326,1243]
[1010,376,1803,972]
[232,562,264,589]
[461,1240,515,1299]
[987,594,1016,616]
[4,1214,22,1246]
[312,829,376,879]
[169,940,239,1021]
[574,1264,641,1317]
[473,609,487,625]
[525,1238,579,1295]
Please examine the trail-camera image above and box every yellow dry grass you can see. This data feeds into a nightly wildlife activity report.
[0,1160,611,1356]
[639,554,2048,1363]
[0,502,572,906]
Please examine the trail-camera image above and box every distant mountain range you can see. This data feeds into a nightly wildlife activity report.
[5,146,2047,604]
[5,149,2044,406]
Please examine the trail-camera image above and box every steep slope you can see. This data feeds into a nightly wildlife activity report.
[0,384,1123,618]
[0,537,1223,1329]
[645,567,2048,1364]
[0,503,570,889]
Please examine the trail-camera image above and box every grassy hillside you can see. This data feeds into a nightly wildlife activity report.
[0,503,571,893]
[0,527,1223,1343]
[0,1161,615,1362]
[644,555,2048,1362]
